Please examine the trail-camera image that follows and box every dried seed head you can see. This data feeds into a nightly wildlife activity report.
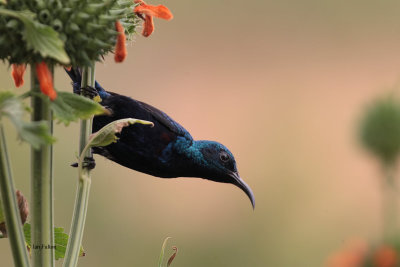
[0,190,29,237]
[16,190,29,225]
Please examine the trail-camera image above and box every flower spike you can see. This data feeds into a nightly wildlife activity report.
[134,0,173,37]
[35,62,57,101]
[11,64,26,88]
[114,21,127,62]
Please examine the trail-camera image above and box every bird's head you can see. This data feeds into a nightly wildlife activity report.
[191,141,255,208]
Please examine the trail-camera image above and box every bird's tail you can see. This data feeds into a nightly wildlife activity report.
[64,67,110,98]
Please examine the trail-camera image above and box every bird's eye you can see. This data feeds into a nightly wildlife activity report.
[220,152,229,162]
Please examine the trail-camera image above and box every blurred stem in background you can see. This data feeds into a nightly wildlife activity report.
[359,96,400,243]
[326,95,400,267]
[381,164,399,242]
[30,65,55,267]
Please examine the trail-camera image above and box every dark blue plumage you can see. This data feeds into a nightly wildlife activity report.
[66,68,255,208]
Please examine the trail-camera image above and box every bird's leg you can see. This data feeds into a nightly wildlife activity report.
[72,82,81,95]
[70,156,96,170]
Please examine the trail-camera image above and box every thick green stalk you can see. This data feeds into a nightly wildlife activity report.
[30,65,54,267]
[63,65,95,267]
[0,124,30,267]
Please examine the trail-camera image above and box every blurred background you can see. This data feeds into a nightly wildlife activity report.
[2,0,400,266]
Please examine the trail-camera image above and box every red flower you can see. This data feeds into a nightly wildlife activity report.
[114,21,127,63]
[134,0,173,37]
[11,64,26,87]
[142,15,154,37]
[35,62,57,101]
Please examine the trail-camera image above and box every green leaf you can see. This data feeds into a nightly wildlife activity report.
[18,121,55,150]
[23,224,30,250]
[23,223,85,260]
[0,91,24,119]
[0,91,54,149]
[51,92,108,125]
[53,226,85,260]
[87,118,153,148]
[0,8,70,64]
[24,20,70,64]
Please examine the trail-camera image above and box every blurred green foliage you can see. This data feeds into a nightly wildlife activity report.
[360,96,400,165]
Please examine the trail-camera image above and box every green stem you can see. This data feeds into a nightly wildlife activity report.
[0,124,30,267]
[30,65,54,267]
[382,164,399,242]
[63,65,95,267]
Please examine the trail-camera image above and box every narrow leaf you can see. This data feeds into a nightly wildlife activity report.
[51,92,108,125]
[158,237,171,267]
[0,8,70,64]
[23,224,85,260]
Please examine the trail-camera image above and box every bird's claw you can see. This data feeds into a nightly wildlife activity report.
[80,86,99,99]
[83,156,96,170]
[70,157,96,170]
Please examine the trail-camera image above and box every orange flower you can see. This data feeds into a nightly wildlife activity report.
[114,21,127,62]
[325,239,368,267]
[11,64,26,87]
[142,15,154,37]
[35,62,57,101]
[134,0,173,37]
[374,246,397,267]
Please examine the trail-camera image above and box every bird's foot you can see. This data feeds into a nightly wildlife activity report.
[70,157,96,170]
[83,157,96,169]
[80,86,99,100]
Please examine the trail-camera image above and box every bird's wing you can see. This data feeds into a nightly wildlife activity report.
[137,100,193,139]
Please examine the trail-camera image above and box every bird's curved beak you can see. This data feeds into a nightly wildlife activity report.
[231,172,255,209]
